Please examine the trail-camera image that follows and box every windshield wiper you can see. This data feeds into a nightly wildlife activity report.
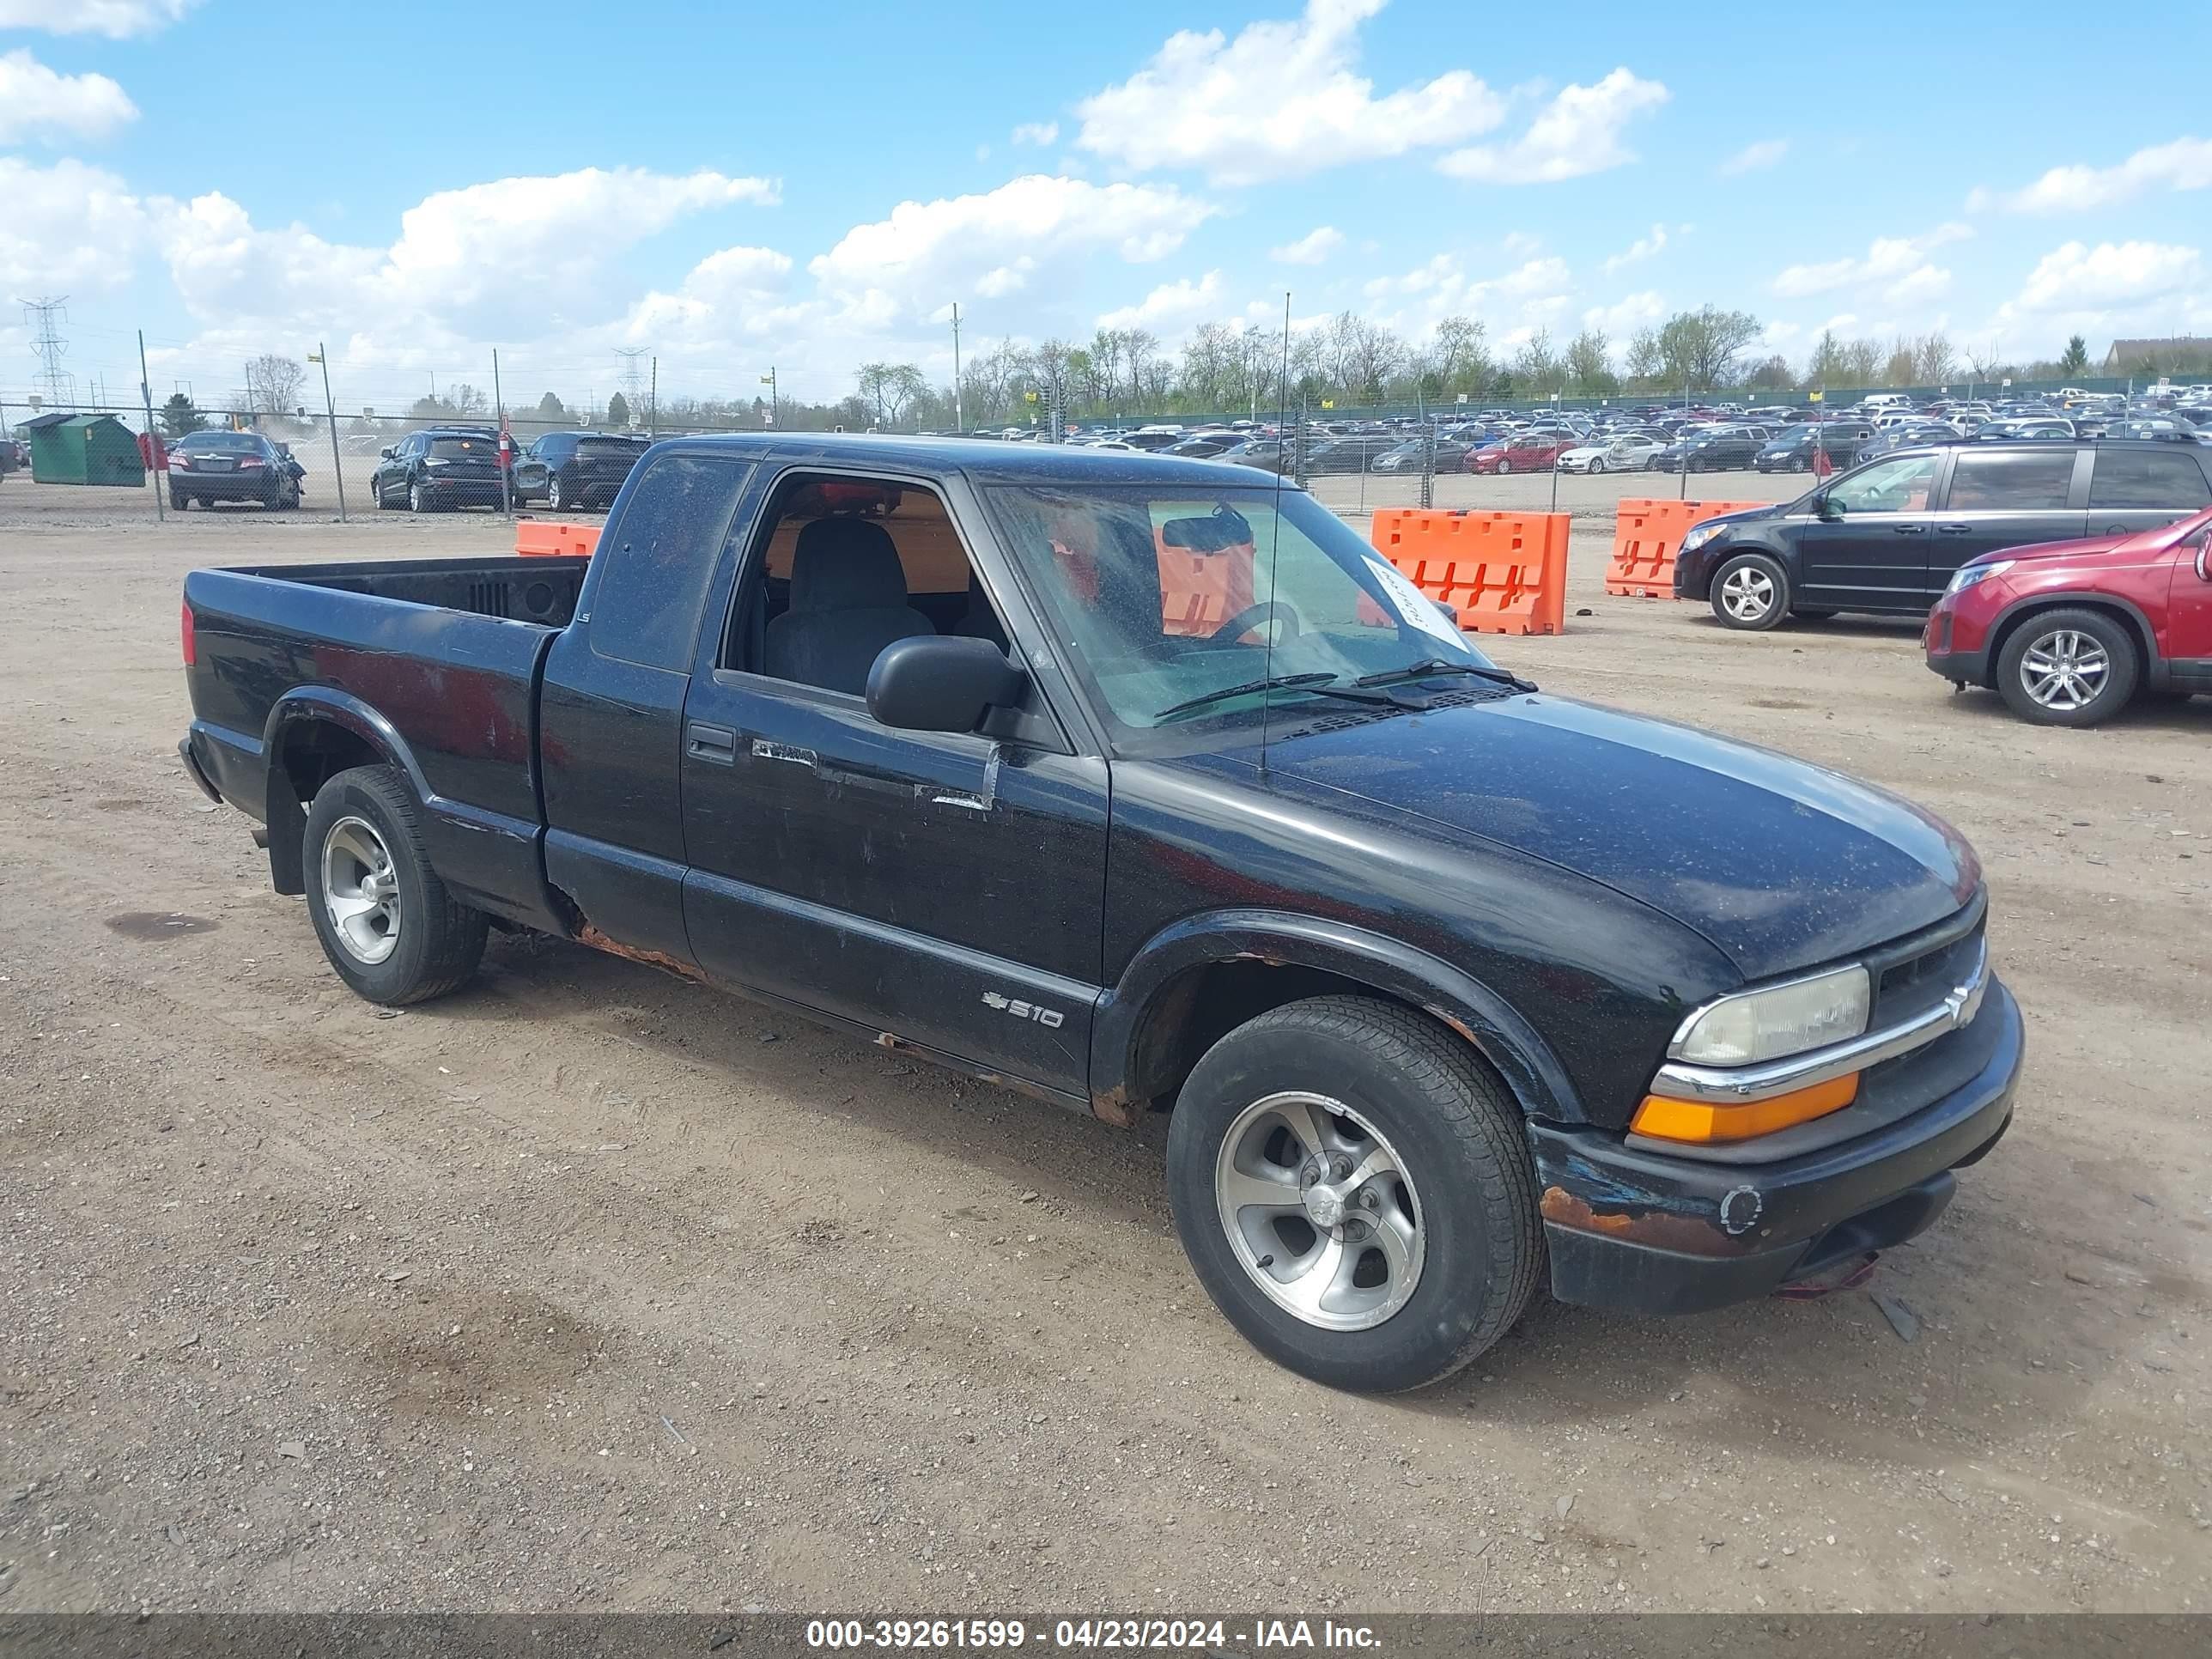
[1355,659,1536,693]
[1152,672,1384,723]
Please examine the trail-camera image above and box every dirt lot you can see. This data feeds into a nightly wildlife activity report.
[2,471,2208,1615]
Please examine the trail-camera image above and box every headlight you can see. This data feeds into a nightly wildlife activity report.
[1668,964,1870,1066]
[1945,558,2013,596]
[1677,524,1724,556]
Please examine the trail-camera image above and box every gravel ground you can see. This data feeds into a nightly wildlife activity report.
[1,470,2207,1615]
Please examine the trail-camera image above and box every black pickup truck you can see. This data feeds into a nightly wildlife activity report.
[179,435,2022,1391]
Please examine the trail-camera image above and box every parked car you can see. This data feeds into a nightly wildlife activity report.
[176,434,2021,1393]
[1163,432,1244,459]
[1304,435,1400,475]
[510,430,651,512]
[1557,434,1662,474]
[371,427,507,512]
[1210,437,1293,473]
[167,430,303,512]
[1926,504,2212,726]
[1466,433,1575,474]
[1370,438,1471,473]
[1755,422,1871,473]
[1673,439,2212,630]
[1975,417,2075,442]
[1856,422,1966,464]
[1650,425,1770,474]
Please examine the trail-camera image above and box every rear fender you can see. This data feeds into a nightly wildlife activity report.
[261,689,430,894]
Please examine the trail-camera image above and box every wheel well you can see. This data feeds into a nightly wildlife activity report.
[264,720,387,895]
[1985,599,2151,690]
[1125,959,1504,1116]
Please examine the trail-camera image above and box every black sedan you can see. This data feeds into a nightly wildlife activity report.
[1754,422,1870,473]
[1650,425,1770,473]
[167,430,303,511]
[1302,435,1400,474]
[510,430,651,512]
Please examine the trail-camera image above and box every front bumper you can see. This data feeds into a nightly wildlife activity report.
[1528,979,2022,1314]
[1923,604,1994,684]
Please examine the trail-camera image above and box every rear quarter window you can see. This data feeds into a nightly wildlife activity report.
[586,453,753,670]
[2087,449,2212,510]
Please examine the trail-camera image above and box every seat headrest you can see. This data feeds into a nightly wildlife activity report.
[789,516,909,612]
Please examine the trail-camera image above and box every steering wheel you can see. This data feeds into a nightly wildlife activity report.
[1209,600,1303,645]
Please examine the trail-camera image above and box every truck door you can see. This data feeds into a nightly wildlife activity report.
[538,450,757,964]
[678,470,1109,1100]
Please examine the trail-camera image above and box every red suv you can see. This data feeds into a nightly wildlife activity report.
[1924,504,2212,726]
[1466,432,1575,475]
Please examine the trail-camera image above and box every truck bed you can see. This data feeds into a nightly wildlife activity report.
[180,555,592,933]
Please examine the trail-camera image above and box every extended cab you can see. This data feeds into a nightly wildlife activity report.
[179,436,2023,1391]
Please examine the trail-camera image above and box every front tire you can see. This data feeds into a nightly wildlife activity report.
[1996,607,2139,726]
[1589,458,1607,475]
[1711,551,1790,631]
[1495,459,1512,475]
[303,766,488,1005]
[1166,996,1542,1394]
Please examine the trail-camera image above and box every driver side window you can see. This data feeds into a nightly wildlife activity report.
[1830,453,1940,514]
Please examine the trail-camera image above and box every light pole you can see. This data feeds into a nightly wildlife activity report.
[760,368,777,427]
[950,303,963,434]
[307,343,346,521]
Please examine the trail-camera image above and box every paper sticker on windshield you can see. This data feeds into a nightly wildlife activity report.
[1364,557,1465,648]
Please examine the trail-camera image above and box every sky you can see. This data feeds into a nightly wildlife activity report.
[2,0,2209,417]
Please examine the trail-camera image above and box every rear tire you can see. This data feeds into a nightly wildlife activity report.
[546,471,568,513]
[1711,551,1790,631]
[302,766,488,1005]
[1996,607,2138,727]
[1166,996,1541,1394]
[170,488,188,511]
[409,480,428,513]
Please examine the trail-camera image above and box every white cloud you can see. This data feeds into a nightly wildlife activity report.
[2014,240,2203,311]
[809,174,1212,317]
[0,48,137,143]
[1358,251,1572,339]
[1602,222,1673,273]
[1772,222,1971,301]
[1073,0,1506,185]
[0,0,196,36]
[1437,68,1669,184]
[0,155,149,291]
[1012,120,1059,146]
[1972,137,2212,214]
[1581,290,1664,337]
[1270,225,1343,265]
[1096,271,1227,332]
[1718,138,1787,176]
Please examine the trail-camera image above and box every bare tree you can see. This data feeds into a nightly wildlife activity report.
[245,353,306,416]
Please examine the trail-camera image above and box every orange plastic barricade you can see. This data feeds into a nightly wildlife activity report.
[515,520,600,559]
[1154,527,1255,636]
[1368,508,1569,636]
[1604,498,1765,598]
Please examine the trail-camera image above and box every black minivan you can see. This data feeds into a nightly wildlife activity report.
[1673,440,2212,629]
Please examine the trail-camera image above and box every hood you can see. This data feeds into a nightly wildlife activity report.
[1243,693,1978,977]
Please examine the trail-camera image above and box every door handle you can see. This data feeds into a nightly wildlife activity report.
[1936,524,1972,535]
[1892,524,1927,535]
[685,721,737,764]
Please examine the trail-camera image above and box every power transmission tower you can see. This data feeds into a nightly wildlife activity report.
[18,295,76,408]
[612,348,648,427]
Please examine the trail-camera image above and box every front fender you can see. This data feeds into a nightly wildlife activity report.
[1091,908,1581,1124]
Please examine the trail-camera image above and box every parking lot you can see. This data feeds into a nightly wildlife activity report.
[2,477,2207,1614]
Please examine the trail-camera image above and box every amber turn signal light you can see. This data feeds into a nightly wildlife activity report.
[1631,1073,1860,1145]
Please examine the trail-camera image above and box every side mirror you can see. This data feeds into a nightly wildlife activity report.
[378,446,395,459]
[1816,493,1846,522]
[867,635,1028,734]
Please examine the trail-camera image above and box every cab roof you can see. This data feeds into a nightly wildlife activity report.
[649,430,1290,489]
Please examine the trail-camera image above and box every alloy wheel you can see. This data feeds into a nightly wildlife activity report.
[1720,564,1777,623]
[1213,1091,1425,1332]
[2020,629,2110,711]
[321,815,402,964]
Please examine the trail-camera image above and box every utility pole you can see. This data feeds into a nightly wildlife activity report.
[492,348,511,516]
[138,329,163,523]
[648,356,657,439]
[951,303,963,433]
[307,343,347,521]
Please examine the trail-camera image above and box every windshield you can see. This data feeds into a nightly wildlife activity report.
[983,483,1497,746]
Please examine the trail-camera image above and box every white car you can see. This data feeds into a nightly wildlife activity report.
[1558,434,1663,474]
